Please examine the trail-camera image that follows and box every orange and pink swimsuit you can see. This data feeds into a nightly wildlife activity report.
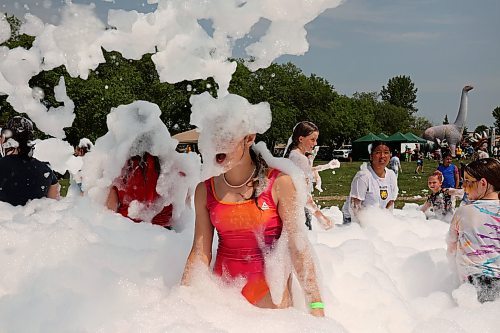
[205,169,283,304]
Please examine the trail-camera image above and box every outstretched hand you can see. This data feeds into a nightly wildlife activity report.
[328,159,340,169]
[314,210,334,230]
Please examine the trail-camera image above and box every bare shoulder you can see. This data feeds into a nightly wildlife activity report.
[195,181,208,200]
[274,172,295,189]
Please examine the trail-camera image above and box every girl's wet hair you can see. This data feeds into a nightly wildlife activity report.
[249,146,269,208]
[284,121,318,158]
[464,158,500,198]
[429,170,444,183]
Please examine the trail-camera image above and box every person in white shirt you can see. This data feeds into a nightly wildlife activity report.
[284,121,339,230]
[389,152,402,177]
[342,141,398,224]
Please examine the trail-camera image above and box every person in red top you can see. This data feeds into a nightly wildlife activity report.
[106,152,173,228]
[182,133,326,317]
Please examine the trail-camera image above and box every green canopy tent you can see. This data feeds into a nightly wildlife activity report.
[385,132,412,142]
[352,133,383,160]
[384,132,413,154]
[385,132,430,155]
[378,133,389,140]
[404,132,427,143]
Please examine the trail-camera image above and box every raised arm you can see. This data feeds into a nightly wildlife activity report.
[312,159,340,172]
[447,188,464,198]
[181,182,214,285]
[274,174,325,317]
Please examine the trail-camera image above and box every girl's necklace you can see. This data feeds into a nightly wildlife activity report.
[223,167,256,188]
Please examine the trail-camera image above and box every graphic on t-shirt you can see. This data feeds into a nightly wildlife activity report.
[261,202,270,210]
[380,186,388,200]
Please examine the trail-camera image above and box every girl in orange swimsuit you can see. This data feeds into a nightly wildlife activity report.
[182,130,326,317]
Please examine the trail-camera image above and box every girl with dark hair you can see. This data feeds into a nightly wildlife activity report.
[285,121,338,230]
[342,141,398,224]
[420,170,463,222]
[447,158,500,303]
[0,116,59,205]
[182,132,326,316]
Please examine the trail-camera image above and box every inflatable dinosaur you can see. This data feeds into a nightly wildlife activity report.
[423,85,473,156]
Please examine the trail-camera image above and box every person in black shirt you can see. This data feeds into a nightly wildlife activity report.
[0,116,59,206]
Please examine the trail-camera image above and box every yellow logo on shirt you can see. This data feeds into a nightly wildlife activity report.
[380,189,388,200]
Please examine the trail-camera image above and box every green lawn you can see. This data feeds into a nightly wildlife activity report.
[312,159,468,209]
[59,178,70,197]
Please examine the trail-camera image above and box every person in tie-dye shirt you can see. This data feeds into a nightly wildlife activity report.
[447,158,500,303]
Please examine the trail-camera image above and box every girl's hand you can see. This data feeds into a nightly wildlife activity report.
[328,159,341,169]
[314,210,334,230]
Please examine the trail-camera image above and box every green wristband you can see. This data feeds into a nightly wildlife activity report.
[309,302,324,309]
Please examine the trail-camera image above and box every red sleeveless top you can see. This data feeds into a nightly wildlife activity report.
[115,153,172,227]
[205,168,282,304]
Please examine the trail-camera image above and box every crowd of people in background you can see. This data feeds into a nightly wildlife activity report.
[1,114,499,308]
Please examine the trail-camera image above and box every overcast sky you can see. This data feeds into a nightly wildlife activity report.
[1,0,499,129]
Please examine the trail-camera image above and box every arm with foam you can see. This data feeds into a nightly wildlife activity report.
[420,200,431,213]
[275,174,325,317]
[447,211,460,257]
[181,182,215,285]
[386,171,398,210]
[348,171,369,222]
[313,159,341,172]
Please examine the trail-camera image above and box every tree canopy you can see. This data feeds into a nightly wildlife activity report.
[474,125,489,134]
[380,75,418,115]
[493,106,500,130]
[443,114,449,125]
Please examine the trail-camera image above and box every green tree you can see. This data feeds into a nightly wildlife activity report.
[29,50,216,145]
[330,94,377,144]
[229,60,338,148]
[409,116,433,135]
[0,14,35,49]
[443,114,449,125]
[0,14,36,125]
[380,75,418,114]
[462,126,469,136]
[375,102,412,134]
[493,106,500,130]
[474,125,489,134]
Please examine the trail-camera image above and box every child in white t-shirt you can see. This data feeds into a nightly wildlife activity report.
[342,141,398,224]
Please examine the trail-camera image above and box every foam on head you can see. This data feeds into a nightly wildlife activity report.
[82,100,201,223]
[190,92,271,179]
